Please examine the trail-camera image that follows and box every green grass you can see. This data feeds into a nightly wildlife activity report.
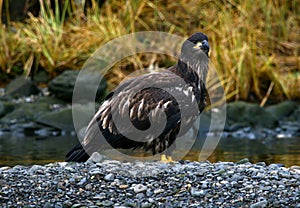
[0,0,299,103]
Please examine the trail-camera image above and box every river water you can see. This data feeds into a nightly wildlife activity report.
[0,134,299,167]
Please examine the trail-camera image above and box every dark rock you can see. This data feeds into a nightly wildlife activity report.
[5,77,41,98]
[36,103,94,131]
[36,107,73,131]
[35,96,66,106]
[1,0,40,23]
[33,70,49,83]
[0,101,15,118]
[48,70,107,102]
[22,122,45,136]
[226,101,277,129]
[0,102,50,124]
[224,123,247,132]
[266,101,298,121]
[285,105,300,123]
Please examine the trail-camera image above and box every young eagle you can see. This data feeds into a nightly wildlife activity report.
[66,32,210,162]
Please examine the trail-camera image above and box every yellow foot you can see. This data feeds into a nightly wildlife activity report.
[160,154,175,162]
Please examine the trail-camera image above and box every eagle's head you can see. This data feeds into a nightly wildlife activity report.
[182,32,210,57]
[187,32,210,57]
[178,32,210,85]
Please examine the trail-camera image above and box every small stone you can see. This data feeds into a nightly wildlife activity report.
[141,202,152,208]
[0,166,10,171]
[85,184,92,190]
[236,158,250,164]
[148,198,155,203]
[268,164,283,169]
[93,193,106,200]
[77,177,87,186]
[256,162,266,167]
[133,184,148,193]
[89,168,101,175]
[201,181,209,189]
[87,152,107,163]
[136,193,145,199]
[153,188,164,194]
[250,200,268,208]
[71,204,82,208]
[43,202,52,208]
[65,166,76,172]
[28,165,45,174]
[190,187,206,197]
[104,173,115,181]
[101,200,114,207]
[290,166,300,174]
[119,184,128,189]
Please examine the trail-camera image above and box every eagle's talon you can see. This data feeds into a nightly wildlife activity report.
[160,154,175,162]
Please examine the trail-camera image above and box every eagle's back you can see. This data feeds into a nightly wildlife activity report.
[82,65,204,155]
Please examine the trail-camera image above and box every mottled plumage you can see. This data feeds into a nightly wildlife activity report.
[66,32,210,162]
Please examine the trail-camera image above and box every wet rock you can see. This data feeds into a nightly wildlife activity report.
[36,103,95,131]
[287,105,300,123]
[35,96,66,106]
[266,101,298,121]
[48,70,107,102]
[0,102,50,124]
[33,70,49,83]
[0,101,14,118]
[5,76,41,98]
[21,122,57,136]
[36,107,73,131]
[226,101,277,129]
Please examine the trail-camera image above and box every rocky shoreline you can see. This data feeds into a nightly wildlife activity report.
[1,159,300,207]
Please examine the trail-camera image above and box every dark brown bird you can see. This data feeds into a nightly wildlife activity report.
[66,32,210,162]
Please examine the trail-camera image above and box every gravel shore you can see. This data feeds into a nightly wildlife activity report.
[1,160,300,207]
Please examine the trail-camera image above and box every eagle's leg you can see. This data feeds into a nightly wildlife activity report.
[160,142,175,162]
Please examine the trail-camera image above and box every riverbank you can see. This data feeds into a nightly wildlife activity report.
[1,160,300,207]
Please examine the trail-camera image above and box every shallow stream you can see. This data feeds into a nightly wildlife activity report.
[0,134,299,167]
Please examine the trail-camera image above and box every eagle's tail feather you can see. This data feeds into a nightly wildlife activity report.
[66,143,90,162]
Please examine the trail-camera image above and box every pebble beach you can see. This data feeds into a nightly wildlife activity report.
[1,159,300,207]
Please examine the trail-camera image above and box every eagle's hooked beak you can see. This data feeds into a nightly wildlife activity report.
[193,40,210,56]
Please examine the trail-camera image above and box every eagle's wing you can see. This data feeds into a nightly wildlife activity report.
[82,69,199,153]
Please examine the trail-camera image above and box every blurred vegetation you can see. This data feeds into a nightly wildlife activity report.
[0,0,299,103]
